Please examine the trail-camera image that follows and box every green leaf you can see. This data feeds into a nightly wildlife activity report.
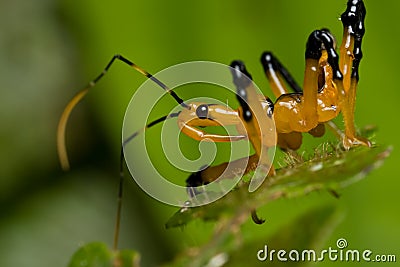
[163,129,392,266]
[68,242,140,267]
[166,145,392,228]
[164,205,343,267]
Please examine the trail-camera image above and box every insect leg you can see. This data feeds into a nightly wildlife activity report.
[260,52,308,150]
[339,0,371,149]
[260,51,302,96]
[230,60,276,192]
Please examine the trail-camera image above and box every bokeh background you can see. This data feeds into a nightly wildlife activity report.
[0,0,398,266]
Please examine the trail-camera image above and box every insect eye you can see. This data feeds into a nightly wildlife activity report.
[196,104,209,119]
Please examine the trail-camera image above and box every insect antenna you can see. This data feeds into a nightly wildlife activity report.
[57,55,188,171]
[123,112,181,147]
[113,111,180,250]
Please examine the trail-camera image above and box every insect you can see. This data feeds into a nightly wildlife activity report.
[186,0,371,190]
[57,0,370,242]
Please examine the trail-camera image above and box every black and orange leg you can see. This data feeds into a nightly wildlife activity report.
[230,60,276,196]
[187,61,261,184]
[260,51,302,96]
[301,29,346,132]
[260,51,324,150]
[301,30,328,131]
[260,51,306,150]
[230,61,276,183]
[339,0,371,149]
[271,30,335,149]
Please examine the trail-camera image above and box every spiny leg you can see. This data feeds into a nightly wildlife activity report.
[339,0,371,149]
[57,54,188,171]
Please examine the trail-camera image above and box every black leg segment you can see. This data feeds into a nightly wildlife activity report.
[230,60,254,122]
[306,29,344,81]
[260,51,303,93]
[341,0,366,81]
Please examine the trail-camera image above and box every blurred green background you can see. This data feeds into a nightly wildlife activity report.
[0,0,398,266]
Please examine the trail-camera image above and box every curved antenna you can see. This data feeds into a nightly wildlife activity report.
[57,54,188,170]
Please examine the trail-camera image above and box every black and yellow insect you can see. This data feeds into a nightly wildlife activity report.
[57,0,370,240]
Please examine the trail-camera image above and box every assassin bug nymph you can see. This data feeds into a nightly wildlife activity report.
[57,0,370,245]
